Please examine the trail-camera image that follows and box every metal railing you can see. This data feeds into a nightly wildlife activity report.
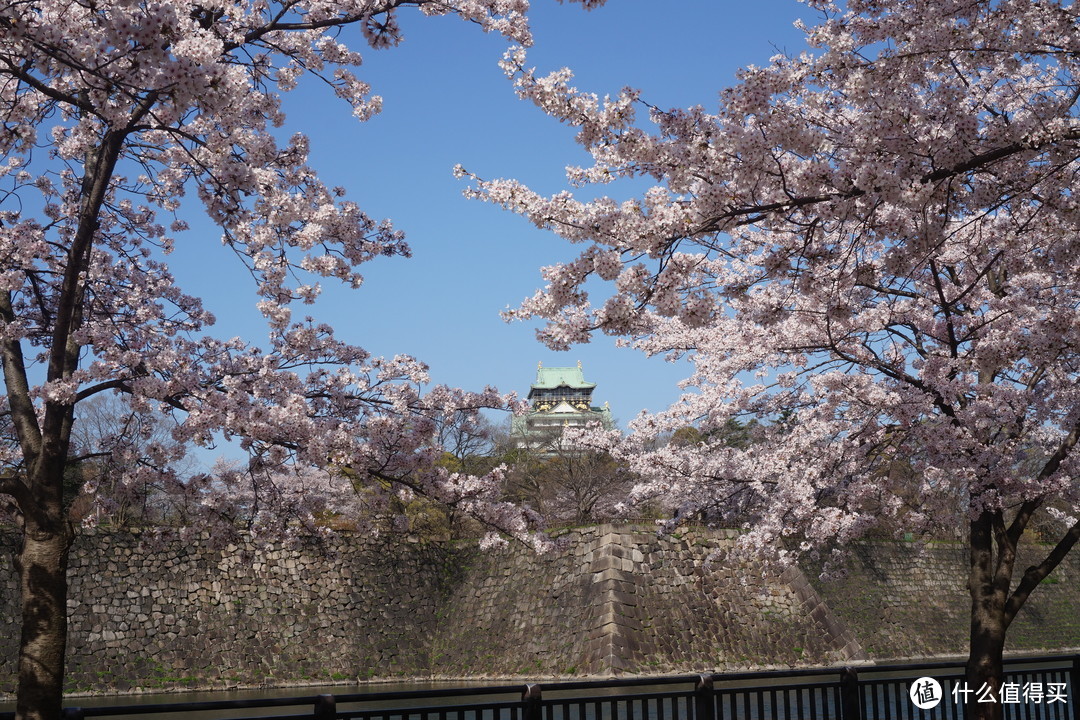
[2,654,1078,720]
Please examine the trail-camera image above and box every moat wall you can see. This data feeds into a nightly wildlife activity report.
[1,525,1079,696]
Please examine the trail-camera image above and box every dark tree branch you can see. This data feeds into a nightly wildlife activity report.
[0,292,43,465]
[1005,520,1080,626]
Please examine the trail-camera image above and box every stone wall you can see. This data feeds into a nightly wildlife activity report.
[0,531,453,694]
[2,526,1080,697]
[429,526,861,678]
[806,540,1080,660]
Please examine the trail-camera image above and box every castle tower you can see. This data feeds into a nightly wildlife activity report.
[511,361,615,452]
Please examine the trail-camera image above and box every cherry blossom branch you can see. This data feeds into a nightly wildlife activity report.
[0,292,43,463]
[0,56,92,114]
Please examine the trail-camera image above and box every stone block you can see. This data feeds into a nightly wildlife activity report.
[592,568,629,584]
[590,554,622,573]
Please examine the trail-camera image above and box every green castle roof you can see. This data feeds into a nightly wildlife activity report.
[530,364,596,390]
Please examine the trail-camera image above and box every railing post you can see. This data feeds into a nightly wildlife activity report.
[62,708,85,720]
[522,683,542,720]
[695,674,716,720]
[839,667,861,720]
[315,693,336,720]
[1071,655,1080,720]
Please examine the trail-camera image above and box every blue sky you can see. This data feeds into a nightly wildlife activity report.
[166,0,812,436]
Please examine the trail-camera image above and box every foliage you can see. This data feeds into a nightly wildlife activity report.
[61,393,195,527]
[498,416,636,525]
[503,444,631,525]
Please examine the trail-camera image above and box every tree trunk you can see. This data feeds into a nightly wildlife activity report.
[967,514,1007,720]
[15,525,73,720]
[967,609,1006,720]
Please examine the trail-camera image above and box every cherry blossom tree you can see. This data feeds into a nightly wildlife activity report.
[0,0,585,717]
[465,1,1080,716]
[500,425,633,524]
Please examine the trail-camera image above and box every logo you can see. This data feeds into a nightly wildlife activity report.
[910,677,943,710]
